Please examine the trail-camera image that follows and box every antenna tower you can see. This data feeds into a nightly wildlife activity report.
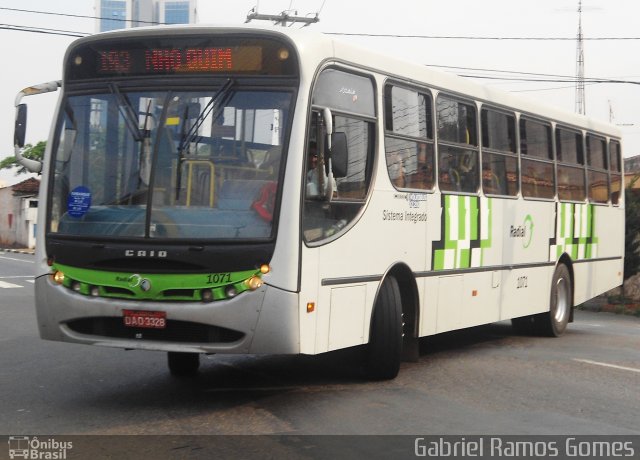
[574,0,586,115]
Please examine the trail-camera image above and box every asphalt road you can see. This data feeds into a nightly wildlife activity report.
[1,250,638,448]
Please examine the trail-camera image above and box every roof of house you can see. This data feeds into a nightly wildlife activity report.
[11,177,40,195]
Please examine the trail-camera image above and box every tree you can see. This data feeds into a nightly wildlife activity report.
[0,141,46,175]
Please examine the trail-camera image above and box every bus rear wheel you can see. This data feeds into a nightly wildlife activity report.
[365,275,403,380]
[167,352,200,376]
[535,264,572,337]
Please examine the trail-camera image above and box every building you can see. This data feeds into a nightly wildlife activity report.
[156,0,197,25]
[0,178,39,249]
[625,155,640,189]
[95,0,197,32]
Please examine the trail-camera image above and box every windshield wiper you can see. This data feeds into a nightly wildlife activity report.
[177,78,235,154]
[109,83,143,142]
[175,78,235,202]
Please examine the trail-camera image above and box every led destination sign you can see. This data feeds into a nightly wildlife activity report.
[67,36,297,79]
[98,47,260,74]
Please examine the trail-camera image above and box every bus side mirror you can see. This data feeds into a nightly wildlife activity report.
[14,104,27,148]
[323,107,333,149]
[331,132,348,178]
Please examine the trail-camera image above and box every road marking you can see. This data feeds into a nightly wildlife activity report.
[0,280,22,289]
[0,255,35,264]
[573,359,640,374]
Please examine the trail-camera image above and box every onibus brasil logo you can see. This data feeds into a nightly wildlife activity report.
[7,436,73,459]
[510,214,534,249]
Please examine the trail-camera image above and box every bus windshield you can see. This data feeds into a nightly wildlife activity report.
[49,84,292,241]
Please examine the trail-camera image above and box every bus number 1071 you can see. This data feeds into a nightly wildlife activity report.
[207,273,232,284]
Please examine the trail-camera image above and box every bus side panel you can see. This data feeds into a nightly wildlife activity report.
[573,259,623,306]
[310,189,428,354]
[327,285,367,351]
[428,195,502,333]
[299,245,320,355]
[572,205,624,305]
[434,272,501,333]
[500,200,555,320]
[500,266,552,320]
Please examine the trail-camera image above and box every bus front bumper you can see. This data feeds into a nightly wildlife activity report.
[34,275,300,355]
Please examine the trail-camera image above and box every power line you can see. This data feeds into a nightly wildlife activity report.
[427,64,581,80]
[457,74,640,85]
[0,6,163,25]
[427,64,640,86]
[3,7,640,41]
[0,24,87,38]
[326,31,640,41]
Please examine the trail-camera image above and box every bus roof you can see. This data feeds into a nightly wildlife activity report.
[70,24,621,139]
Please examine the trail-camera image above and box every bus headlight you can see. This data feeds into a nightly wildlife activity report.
[245,276,263,291]
[52,271,65,285]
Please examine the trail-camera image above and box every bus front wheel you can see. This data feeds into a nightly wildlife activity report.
[365,275,403,380]
[167,352,200,376]
[536,264,572,337]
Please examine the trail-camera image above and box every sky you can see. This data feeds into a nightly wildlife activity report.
[1,0,639,186]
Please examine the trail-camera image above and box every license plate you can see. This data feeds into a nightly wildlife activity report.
[123,310,167,329]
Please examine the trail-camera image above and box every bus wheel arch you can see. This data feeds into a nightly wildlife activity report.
[388,263,420,362]
[512,257,574,336]
[364,264,419,380]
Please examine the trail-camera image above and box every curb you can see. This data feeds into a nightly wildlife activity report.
[0,248,35,255]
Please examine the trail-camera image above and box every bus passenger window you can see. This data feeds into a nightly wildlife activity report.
[481,108,518,196]
[436,94,479,194]
[482,152,518,196]
[438,146,479,193]
[609,140,622,205]
[383,84,435,191]
[556,127,586,202]
[385,138,435,190]
[520,117,555,200]
[586,134,609,204]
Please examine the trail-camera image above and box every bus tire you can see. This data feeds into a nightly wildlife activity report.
[365,275,403,380]
[168,352,200,376]
[535,264,572,337]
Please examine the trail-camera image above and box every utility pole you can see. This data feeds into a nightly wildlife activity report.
[245,8,319,27]
[574,0,586,115]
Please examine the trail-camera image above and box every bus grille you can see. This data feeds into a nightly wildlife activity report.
[66,317,244,344]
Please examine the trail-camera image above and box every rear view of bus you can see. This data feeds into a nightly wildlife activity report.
[26,28,302,375]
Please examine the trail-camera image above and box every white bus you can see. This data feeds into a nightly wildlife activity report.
[14,25,624,379]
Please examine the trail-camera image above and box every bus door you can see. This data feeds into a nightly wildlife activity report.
[299,68,377,355]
